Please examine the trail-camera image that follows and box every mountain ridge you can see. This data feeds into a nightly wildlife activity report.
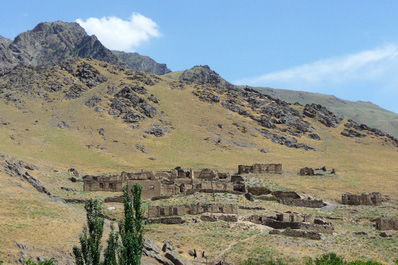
[0,21,171,75]
[249,86,398,138]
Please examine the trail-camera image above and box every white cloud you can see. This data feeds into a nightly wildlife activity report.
[235,44,398,92]
[76,13,161,52]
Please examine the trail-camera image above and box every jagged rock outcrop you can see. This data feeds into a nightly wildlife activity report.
[112,50,171,75]
[0,21,171,75]
[111,85,158,122]
[342,120,398,146]
[183,70,318,151]
[179,65,235,89]
[4,21,119,70]
[303,103,342,128]
[0,35,11,46]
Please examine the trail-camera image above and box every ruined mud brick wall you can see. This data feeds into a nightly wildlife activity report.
[281,228,322,240]
[251,212,334,234]
[248,187,272,196]
[271,191,301,200]
[238,164,282,174]
[83,175,125,192]
[196,168,218,180]
[299,167,315,176]
[147,203,238,218]
[375,218,398,231]
[160,183,181,196]
[121,171,157,180]
[281,198,326,208]
[197,181,234,191]
[276,212,314,223]
[342,192,382,206]
[126,180,161,199]
[170,167,188,179]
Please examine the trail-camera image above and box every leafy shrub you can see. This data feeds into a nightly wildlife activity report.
[23,258,57,265]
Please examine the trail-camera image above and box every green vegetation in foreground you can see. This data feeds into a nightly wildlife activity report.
[23,258,57,265]
[73,184,144,265]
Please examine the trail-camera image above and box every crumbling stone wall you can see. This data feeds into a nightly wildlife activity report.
[375,218,398,231]
[342,192,382,206]
[196,168,218,180]
[126,180,161,199]
[248,187,272,196]
[299,167,315,176]
[147,203,238,218]
[250,212,334,234]
[238,163,282,174]
[121,171,157,180]
[281,198,326,208]
[83,175,125,192]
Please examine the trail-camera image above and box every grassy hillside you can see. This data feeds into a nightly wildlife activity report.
[1,60,398,264]
[251,86,398,138]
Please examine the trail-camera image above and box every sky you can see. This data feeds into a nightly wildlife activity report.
[1,1,398,112]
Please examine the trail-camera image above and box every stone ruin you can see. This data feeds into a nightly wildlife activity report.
[375,218,398,231]
[147,203,238,218]
[299,167,314,176]
[83,167,236,200]
[299,166,336,176]
[248,212,334,240]
[342,192,382,206]
[238,163,282,174]
[268,191,326,208]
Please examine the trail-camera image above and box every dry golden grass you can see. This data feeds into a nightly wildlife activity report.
[1,59,398,264]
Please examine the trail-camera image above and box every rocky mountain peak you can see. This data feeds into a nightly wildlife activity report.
[112,50,171,75]
[0,35,12,46]
[0,21,170,75]
[7,21,119,67]
[179,65,234,89]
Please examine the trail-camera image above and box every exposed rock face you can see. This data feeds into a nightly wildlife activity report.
[0,36,12,46]
[179,65,234,89]
[0,21,171,75]
[303,103,342,128]
[111,85,158,122]
[4,21,119,70]
[112,50,171,75]
[342,120,398,147]
[184,73,319,150]
[0,36,16,73]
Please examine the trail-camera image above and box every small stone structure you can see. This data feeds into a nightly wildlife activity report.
[375,218,398,231]
[238,164,282,174]
[342,192,382,206]
[249,212,334,235]
[299,167,336,176]
[281,198,326,208]
[147,203,238,218]
[248,187,272,196]
[299,167,315,176]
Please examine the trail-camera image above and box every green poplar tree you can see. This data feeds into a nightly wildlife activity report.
[73,200,104,265]
[118,184,144,265]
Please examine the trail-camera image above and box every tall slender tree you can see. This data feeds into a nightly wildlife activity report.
[73,200,105,265]
[103,223,119,265]
[118,184,144,265]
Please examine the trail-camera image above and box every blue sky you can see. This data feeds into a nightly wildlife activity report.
[1,1,398,112]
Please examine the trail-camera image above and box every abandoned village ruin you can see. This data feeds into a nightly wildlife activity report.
[80,161,398,239]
